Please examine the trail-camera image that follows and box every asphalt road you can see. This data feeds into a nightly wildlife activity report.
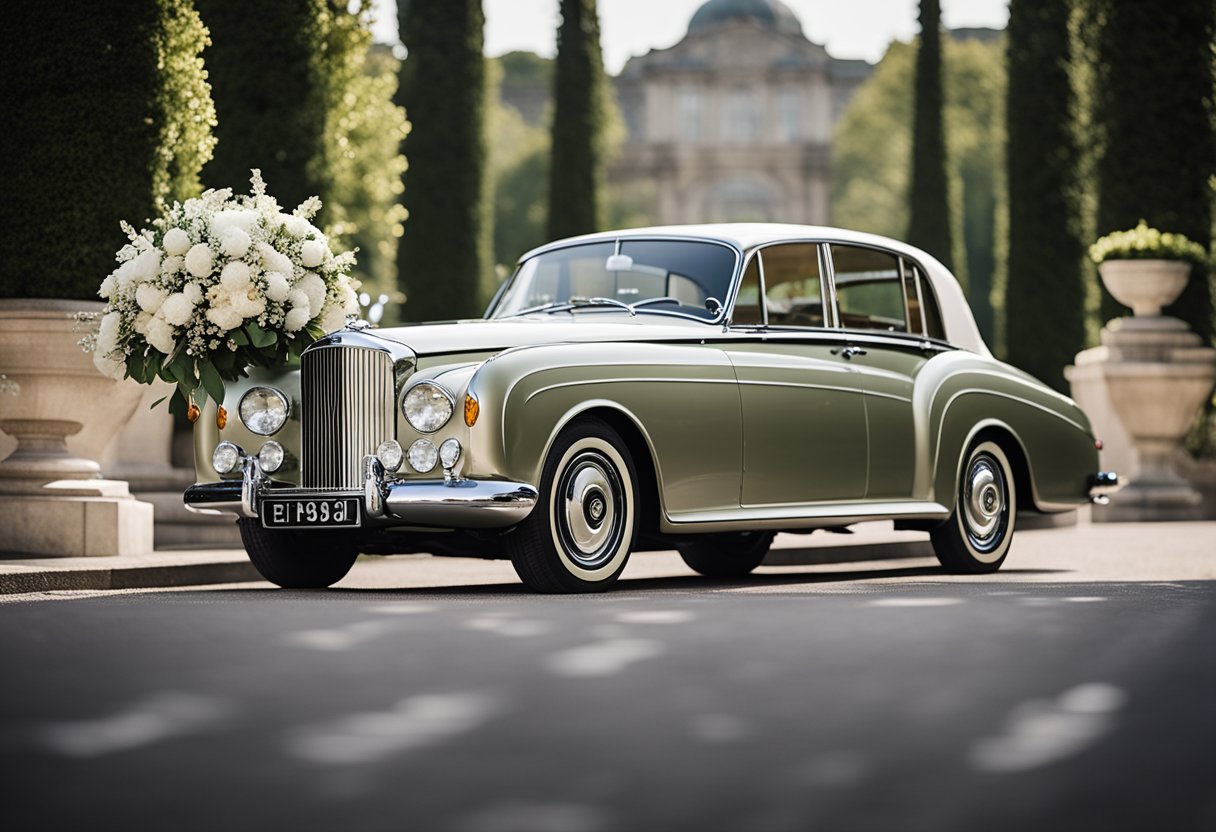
[2,553,1214,832]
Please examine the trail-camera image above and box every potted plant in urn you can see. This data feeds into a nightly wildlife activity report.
[1089,220,1209,319]
[0,3,215,554]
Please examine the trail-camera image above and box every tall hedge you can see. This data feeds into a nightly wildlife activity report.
[1087,0,1215,342]
[397,0,492,321]
[1004,0,1086,391]
[0,1,215,300]
[548,0,606,240]
[907,0,955,272]
[195,0,329,218]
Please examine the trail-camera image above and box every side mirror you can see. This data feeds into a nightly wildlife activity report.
[705,297,723,315]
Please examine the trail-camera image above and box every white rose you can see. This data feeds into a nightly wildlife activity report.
[136,284,168,314]
[219,261,252,291]
[205,303,243,333]
[212,210,258,235]
[232,288,265,320]
[96,312,121,356]
[300,239,328,268]
[257,242,294,277]
[320,301,348,333]
[161,293,195,327]
[265,271,291,303]
[133,311,152,336]
[145,316,176,355]
[185,243,214,278]
[93,351,126,380]
[98,274,117,300]
[183,282,203,306]
[162,228,191,256]
[160,255,183,277]
[219,226,252,259]
[281,214,310,238]
[132,248,162,281]
[284,306,311,332]
[296,272,327,317]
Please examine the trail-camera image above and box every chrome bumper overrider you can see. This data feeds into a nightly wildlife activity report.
[184,455,538,529]
[1088,471,1125,505]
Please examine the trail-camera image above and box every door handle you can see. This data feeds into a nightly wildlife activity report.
[833,345,867,359]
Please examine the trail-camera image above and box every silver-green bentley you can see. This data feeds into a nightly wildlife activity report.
[185,224,1120,592]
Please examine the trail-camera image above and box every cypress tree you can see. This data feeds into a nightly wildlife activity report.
[0,0,215,300]
[548,0,606,240]
[907,0,955,272]
[195,0,329,216]
[1087,0,1215,341]
[1004,0,1086,391]
[397,0,492,321]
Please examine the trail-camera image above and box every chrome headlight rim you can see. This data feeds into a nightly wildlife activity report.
[401,381,455,434]
[257,441,285,474]
[407,438,438,473]
[212,441,243,475]
[238,385,291,436]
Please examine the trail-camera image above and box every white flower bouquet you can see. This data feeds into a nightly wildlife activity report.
[92,170,359,422]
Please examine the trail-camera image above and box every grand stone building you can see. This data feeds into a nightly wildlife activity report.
[611,0,871,225]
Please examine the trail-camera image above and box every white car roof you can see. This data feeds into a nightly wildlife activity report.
[522,223,991,356]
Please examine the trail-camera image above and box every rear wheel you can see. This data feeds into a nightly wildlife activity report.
[238,519,360,588]
[931,439,1016,573]
[506,418,638,593]
[677,532,775,578]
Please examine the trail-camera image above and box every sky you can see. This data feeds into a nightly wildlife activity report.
[369,0,1009,73]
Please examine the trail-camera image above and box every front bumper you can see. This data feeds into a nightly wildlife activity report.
[184,455,538,529]
[1088,471,1125,505]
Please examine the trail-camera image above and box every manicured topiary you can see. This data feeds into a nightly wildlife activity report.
[397,0,493,320]
[0,0,215,300]
[1004,0,1086,392]
[1090,221,1209,267]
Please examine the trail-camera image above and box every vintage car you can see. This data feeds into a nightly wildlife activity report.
[185,224,1120,593]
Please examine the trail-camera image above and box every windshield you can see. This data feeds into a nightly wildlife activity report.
[489,239,737,321]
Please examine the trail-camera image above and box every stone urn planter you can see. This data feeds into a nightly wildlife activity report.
[1097,259,1191,318]
[0,298,153,555]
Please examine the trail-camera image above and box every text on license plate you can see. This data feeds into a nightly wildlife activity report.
[262,498,361,528]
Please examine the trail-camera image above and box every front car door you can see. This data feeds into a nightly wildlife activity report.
[725,242,869,508]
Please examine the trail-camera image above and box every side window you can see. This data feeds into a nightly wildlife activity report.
[831,245,906,333]
[732,256,763,326]
[916,266,947,340]
[760,243,824,328]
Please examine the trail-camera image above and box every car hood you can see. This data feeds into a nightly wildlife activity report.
[369,315,715,357]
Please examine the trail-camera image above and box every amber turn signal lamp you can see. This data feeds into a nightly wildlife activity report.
[187,402,201,423]
[464,393,479,427]
[216,405,228,430]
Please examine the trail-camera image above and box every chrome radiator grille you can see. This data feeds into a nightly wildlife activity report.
[301,346,394,489]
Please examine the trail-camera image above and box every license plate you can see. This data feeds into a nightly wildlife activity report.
[262,497,361,529]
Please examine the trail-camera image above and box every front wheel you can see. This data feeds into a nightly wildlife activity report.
[506,417,638,593]
[238,519,360,588]
[931,439,1017,573]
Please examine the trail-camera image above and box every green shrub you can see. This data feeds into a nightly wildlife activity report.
[0,0,215,300]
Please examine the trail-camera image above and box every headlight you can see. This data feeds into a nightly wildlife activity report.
[439,438,462,470]
[377,439,404,473]
[407,439,438,473]
[402,382,454,433]
[212,441,242,475]
[258,441,284,473]
[239,386,290,435]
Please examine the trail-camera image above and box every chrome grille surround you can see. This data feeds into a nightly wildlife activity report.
[301,345,395,489]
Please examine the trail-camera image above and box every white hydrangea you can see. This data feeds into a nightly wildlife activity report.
[160,255,183,277]
[145,316,177,355]
[219,226,252,259]
[136,284,168,314]
[265,271,291,303]
[284,306,311,332]
[114,259,140,293]
[162,228,191,256]
[300,239,328,268]
[183,282,203,306]
[220,261,252,291]
[185,243,214,278]
[296,272,327,317]
[279,213,311,238]
[161,293,195,327]
[212,209,258,235]
[95,311,121,357]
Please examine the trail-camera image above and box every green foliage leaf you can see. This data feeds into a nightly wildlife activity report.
[198,360,225,407]
[150,396,167,410]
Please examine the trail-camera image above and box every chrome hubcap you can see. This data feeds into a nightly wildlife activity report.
[557,451,623,569]
[963,453,1006,552]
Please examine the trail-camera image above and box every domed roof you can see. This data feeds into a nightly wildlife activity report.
[688,0,804,37]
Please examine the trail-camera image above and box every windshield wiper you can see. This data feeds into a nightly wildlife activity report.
[505,301,574,317]
[629,296,681,311]
[571,297,635,315]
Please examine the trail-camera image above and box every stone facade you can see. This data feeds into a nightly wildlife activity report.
[611,0,871,226]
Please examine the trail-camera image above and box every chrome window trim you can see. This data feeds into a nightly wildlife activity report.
[730,240,832,332]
